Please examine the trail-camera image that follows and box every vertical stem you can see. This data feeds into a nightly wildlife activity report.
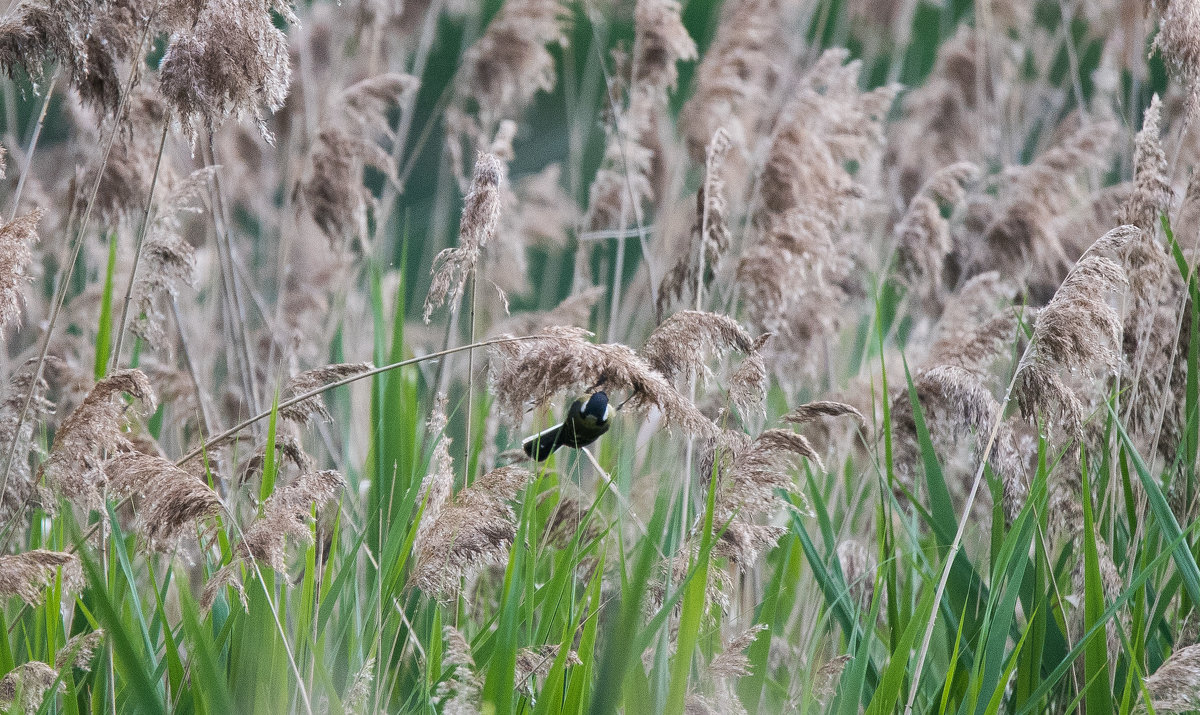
[204,132,262,417]
[10,71,57,223]
[111,120,171,371]
[463,268,479,485]
[606,199,630,344]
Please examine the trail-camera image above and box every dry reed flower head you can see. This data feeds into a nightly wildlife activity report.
[709,624,766,679]
[73,86,170,227]
[279,362,373,425]
[1120,94,1173,232]
[105,451,222,551]
[0,207,43,330]
[836,539,876,608]
[976,118,1117,296]
[437,626,481,714]
[584,81,657,231]
[0,550,83,605]
[411,465,532,601]
[300,73,419,244]
[40,369,156,510]
[783,401,867,430]
[659,128,732,317]
[240,469,345,573]
[515,645,580,695]
[894,162,979,312]
[460,0,567,128]
[415,395,453,547]
[158,0,294,144]
[56,630,104,671]
[424,152,503,322]
[0,359,55,520]
[1015,226,1136,439]
[713,520,786,568]
[489,325,716,438]
[680,0,784,166]
[1145,643,1200,713]
[887,27,988,202]
[738,50,896,368]
[0,0,133,113]
[0,660,59,713]
[641,311,767,416]
[1153,0,1200,118]
[132,168,211,349]
[714,428,821,523]
[634,0,696,92]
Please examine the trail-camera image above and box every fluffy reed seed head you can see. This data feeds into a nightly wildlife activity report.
[105,451,222,552]
[489,325,715,437]
[40,369,156,510]
[0,661,59,713]
[641,310,767,415]
[659,128,733,317]
[460,0,567,127]
[411,465,532,601]
[56,630,104,671]
[708,624,767,679]
[240,469,346,573]
[1146,643,1200,713]
[158,0,294,144]
[1153,0,1200,117]
[680,0,782,163]
[132,168,210,349]
[515,645,581,695]
[1015,226,1137,438]
[0,359,55,520]
[301,73,419,243]
[0,550,83,605]
[437,626,482,715]
[0,207,44,330]
[894,162,979,311]
[713,428,821,523]
[424,152,503,322]
[633,0,696,92]
[1119,94,1172,232]
[279,362,373,424]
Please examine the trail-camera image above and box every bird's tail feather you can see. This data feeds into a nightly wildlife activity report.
[523,422,564,461]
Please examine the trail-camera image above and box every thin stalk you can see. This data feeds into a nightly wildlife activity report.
[110,120,171,372]
[463,269,479,485]
[9,71,57,222]
[175,333,559,466]
[203,132,262,416]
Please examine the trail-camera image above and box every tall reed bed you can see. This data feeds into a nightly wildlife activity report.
[0,0,1196,712]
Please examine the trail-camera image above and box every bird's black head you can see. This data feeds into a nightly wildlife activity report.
[583,391,609,421]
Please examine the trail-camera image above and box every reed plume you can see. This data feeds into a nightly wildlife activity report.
[240,469,345,573]
[300,73,419,244]
[488,325,715,437]
[0,550,83,605]
[40,369,156,510]
[411,465,532,601]
[105,451,222,551]
[460,0,567,129]
[1145,643,1200,713]
[424,152,503,322]
[158,0,294,143]
[0,207,43,330]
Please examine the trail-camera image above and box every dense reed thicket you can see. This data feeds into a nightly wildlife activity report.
[0,0,1198,712]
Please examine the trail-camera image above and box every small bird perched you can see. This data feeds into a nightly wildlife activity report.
[523,391,612,461]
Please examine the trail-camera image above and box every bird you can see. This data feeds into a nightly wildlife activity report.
[522,391,612,461]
